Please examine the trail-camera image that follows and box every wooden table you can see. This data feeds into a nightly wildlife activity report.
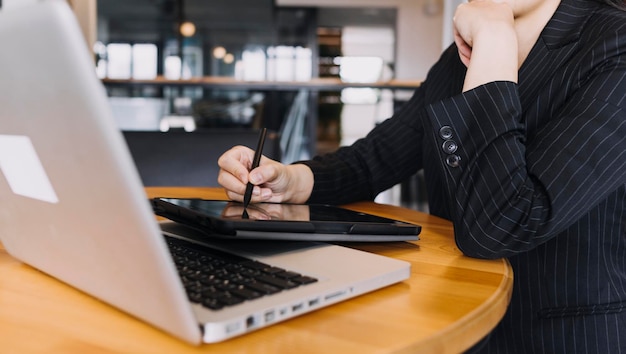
[0,187,512,353]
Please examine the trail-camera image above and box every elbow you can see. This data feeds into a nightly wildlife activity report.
[455,235,511,260]
[452,220,529,260]
[452,198,550,259]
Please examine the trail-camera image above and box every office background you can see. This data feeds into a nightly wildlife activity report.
[0,0,462,209]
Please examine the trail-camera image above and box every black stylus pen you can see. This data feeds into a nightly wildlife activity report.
[242,128,267,210]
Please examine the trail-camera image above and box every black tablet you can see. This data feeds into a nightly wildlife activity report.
[151,198,420,242]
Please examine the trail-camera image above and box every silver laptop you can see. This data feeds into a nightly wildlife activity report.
[0,1,410,345]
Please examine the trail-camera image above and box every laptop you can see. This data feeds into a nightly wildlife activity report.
[0,0,411,345]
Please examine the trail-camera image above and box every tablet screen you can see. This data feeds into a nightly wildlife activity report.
[158,198,393,222]
[152,198,421,238]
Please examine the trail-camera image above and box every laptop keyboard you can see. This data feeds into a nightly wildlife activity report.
[165,237,318,310]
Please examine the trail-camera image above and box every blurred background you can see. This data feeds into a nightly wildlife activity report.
[1,0,464,210]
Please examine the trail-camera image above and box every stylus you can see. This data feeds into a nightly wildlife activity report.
[242,128,267,212]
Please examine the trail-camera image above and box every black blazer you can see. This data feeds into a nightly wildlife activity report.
[302,0,626,352]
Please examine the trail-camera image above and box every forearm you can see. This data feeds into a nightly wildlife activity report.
[427,82,547,258]
[428,79,626,259]
[300,90,429,205]
[462,24,518,91]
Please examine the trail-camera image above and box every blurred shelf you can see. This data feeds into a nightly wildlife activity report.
[101,76,422,91]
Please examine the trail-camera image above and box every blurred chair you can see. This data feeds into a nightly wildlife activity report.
[122,129,281,187]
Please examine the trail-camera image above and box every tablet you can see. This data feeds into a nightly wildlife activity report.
[151,198,420,242]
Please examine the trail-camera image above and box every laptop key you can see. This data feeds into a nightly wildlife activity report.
[201,298,225,310]
[215,293,245,307]
[245,281,281,295]
[257,274,299,289]
[240,261,284,275]
[291,276,318,285]
[275,271,301,279]
[229,286,264,300]
[188,291,203,304]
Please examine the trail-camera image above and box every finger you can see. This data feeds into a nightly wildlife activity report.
[255,187,274,202]
[456,45,471,67]
[453,29,472,67]
[218,146,254,183]
[247,158,276,187]
[225,189,244,202]
[218,170,248,196]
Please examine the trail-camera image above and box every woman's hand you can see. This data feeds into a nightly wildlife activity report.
[453,0,518,91]
[217,145,314,204]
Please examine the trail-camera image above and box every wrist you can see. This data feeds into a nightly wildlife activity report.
[463,25,518,91]
[285,164,314,204]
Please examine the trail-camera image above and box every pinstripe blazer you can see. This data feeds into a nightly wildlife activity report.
[301,0,626,352]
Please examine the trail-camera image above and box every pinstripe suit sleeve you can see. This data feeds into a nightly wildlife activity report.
[426,24,626,258]
[300,85,429,205]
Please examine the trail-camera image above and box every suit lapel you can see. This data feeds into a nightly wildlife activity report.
[518,0,598,109]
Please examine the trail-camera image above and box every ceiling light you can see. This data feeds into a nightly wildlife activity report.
[179,21,196,37]
[213,46,226,59]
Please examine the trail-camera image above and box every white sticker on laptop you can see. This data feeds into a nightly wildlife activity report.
[0,135,59,203]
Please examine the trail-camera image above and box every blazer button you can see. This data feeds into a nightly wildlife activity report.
[442,140,458,154]
[446,154,461,168]
[439,126,454,140]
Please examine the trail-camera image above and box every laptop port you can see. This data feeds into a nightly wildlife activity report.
[246,316,255,329]
[324,290,347,301]
[308,298,320,307]
[225,322,241,334]
[264,310,275,323]
[291,303,304,313]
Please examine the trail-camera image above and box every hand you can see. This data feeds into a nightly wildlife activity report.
[217,145,314,204]
[453,0,518,91]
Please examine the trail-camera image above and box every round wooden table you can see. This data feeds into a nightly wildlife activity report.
[0,187,512,353]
